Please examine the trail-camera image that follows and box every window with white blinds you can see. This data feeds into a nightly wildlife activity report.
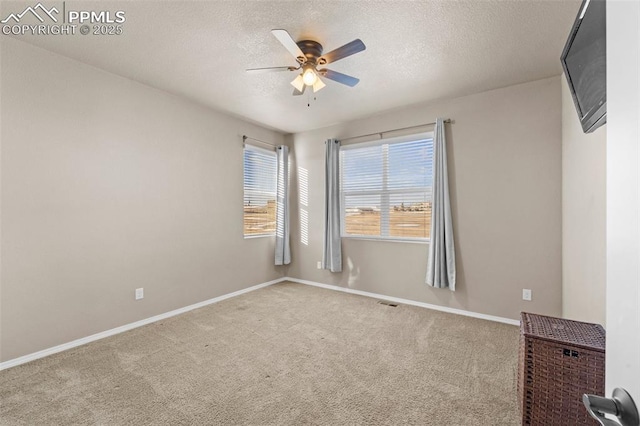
[340,132,434,241]
[243,144,277,236]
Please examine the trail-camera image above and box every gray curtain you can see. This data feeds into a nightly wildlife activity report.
[322,139,342,272]
[426,118,456,290]
[275,145,291,265]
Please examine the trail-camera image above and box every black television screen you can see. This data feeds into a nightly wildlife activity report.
[561,0,606,133]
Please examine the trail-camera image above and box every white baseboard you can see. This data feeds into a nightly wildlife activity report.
[282,277,521,326]
[1,275,518,370]
[0,277,287,371]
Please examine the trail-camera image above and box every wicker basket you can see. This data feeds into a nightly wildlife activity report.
[518,312,605,425]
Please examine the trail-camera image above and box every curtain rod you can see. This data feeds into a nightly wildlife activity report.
[242,135,279,149]
[339,119,452,143]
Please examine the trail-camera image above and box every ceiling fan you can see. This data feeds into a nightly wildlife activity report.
[246,29,366,96]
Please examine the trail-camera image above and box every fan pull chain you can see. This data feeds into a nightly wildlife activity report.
[306,91,318,108]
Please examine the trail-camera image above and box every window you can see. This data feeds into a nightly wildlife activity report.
[340,133,433,241]
[243,144,277,237]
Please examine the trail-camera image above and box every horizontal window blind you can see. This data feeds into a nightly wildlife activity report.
[340,135,433,240]
[243,145,277,236]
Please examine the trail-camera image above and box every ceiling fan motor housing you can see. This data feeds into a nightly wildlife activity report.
[296,40,325,65]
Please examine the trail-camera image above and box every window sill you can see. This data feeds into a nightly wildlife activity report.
[341,236,429,244]
[244,234,275,239]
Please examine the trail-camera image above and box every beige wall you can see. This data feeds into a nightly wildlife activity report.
[287,77,563,321]
[0,38,284,362]
[0,37,567,361]
[561,75,607,326]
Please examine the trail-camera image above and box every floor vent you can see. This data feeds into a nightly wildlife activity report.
[377,300,398,307]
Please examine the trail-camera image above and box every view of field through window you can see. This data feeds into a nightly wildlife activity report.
[243,137,433,239]
[344,202,432,239]
[244,201,276,236]
[342,137,433,240]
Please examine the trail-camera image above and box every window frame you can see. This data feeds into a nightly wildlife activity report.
[243,143,277,238]
[339,131,434,243]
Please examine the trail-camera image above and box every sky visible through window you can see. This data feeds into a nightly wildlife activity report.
[243,138,433,210]
[342,138,433,208]
[243,149,276,205]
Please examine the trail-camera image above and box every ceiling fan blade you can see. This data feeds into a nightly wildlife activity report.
[293,85,306,96]
[319,39,366,64]
[246,66,296,73]
[271,29,305,62]
[319,69,360,87]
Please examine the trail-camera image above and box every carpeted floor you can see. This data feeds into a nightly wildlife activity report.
[0,282,520,425]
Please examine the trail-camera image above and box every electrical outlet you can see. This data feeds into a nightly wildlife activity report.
[135,288,144,300]
[522,289,532,301]
[317,261,322,269]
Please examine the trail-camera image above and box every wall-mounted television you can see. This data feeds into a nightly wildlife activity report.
[561,0,606,133]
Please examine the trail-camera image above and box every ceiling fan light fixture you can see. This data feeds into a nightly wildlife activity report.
[290,74,305,92]
[312,78,326,93]
[302,67,318,86]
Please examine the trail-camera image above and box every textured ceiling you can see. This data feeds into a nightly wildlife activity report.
[2,0,581,133]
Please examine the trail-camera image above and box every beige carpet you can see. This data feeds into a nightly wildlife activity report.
[0,282,520,425]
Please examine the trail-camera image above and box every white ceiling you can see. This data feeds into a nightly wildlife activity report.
[3,0,581,133]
